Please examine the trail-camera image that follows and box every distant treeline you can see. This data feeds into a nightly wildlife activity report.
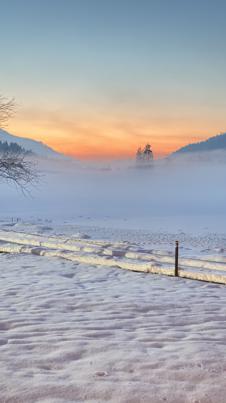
[0,140,32,155]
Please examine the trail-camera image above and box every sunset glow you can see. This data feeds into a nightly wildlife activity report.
[1,0,226,159]
[8,110,226,159]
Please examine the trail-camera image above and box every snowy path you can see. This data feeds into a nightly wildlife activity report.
[1,252,226,403]
[1,230,226,284]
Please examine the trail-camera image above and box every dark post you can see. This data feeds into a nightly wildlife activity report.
[175,240,179,277]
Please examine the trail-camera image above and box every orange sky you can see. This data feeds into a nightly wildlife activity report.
[6,107,226,160]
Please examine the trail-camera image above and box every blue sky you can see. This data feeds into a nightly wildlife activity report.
[1,0,226,158]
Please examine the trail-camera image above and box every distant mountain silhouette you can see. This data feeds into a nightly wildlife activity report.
[173,133,226,154]
[0,129,65,158]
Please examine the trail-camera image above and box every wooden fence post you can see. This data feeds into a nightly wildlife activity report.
[175,240,179,277]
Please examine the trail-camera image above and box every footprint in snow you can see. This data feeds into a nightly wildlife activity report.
[95,371,109,377]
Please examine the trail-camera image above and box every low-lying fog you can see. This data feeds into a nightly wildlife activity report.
[1,152,226,232]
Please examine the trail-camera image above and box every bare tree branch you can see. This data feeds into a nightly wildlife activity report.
[0,151,38,193]
[0,94,39,192]
[0,95,15,127]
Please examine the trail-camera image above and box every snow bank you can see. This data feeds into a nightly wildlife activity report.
[1,229,226,284]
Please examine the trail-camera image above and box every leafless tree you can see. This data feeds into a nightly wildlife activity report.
[0,151,37,191]
[0,95,38,191]
[0,95,15,127]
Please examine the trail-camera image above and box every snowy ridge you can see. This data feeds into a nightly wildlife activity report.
[173,132,226,154]
[1,230,226,284]
[0,129,64,158]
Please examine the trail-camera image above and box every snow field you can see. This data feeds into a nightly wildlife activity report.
[1,252,226,402]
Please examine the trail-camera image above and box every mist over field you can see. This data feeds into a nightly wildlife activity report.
[2,153,226,232]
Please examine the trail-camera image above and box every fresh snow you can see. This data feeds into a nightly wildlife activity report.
[0,228,226,284]
[0,156,226,402]
[0,220,226,402]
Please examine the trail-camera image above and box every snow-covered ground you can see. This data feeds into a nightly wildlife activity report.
[1,157,226,402]
[0,219,226,402]
[0,221,226,283]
